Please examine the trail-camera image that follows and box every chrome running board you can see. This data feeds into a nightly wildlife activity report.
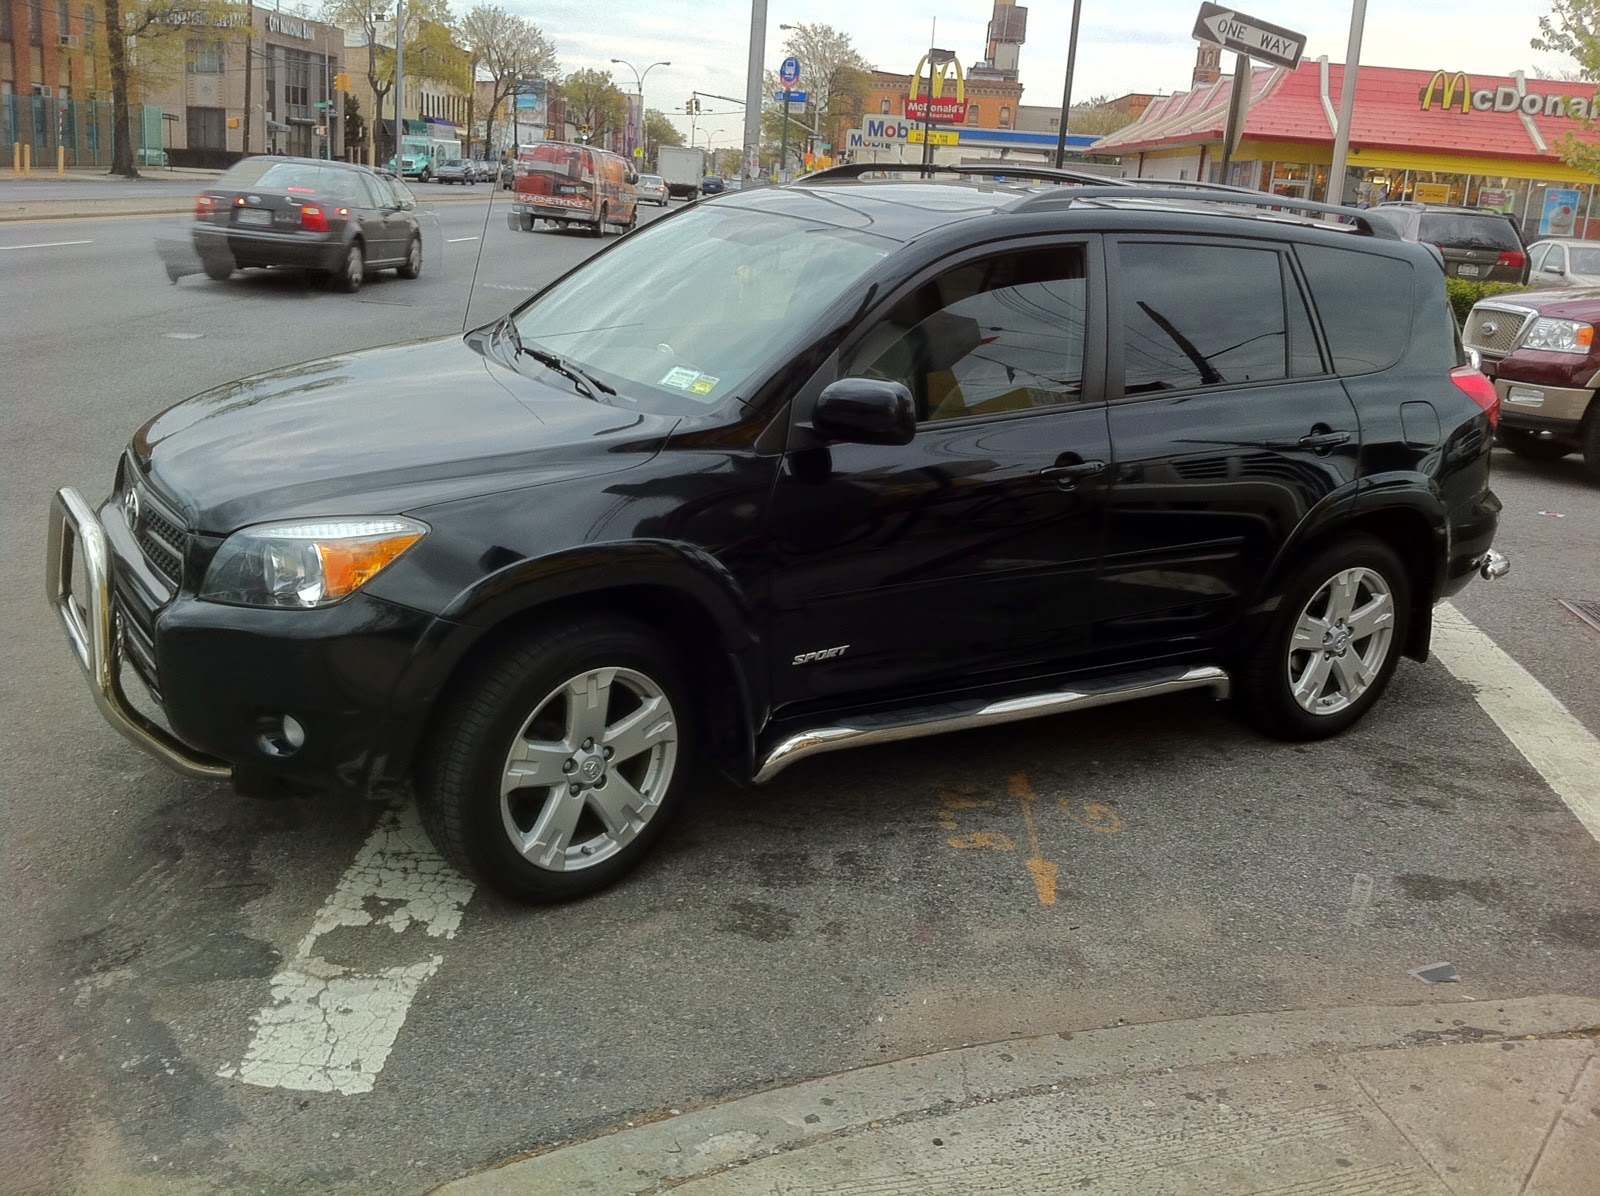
[753,664,1230,784]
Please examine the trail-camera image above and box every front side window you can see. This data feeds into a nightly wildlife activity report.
[1118,242,1291,393]
[844,247,1089,422]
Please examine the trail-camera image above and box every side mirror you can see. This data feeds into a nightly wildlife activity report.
[812,378,916,446]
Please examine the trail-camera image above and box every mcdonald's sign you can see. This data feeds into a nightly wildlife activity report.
[906,55,966,124]
[1420,70,1471,113]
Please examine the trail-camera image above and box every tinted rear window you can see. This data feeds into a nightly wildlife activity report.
[1297,245,1415,374]
[1417,213,1521,251]
[224,162,364,200]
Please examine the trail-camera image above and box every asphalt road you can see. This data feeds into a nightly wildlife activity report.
[3,190,1600,1196]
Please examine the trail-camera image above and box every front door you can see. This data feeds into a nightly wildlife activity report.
[767,239,1113,715]
[1097,236,1362,656]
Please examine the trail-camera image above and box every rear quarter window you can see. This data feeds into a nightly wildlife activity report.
[1296,244,1415,375]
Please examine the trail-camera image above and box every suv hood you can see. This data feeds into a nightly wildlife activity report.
[133,334,677,533]
[1492,286,1600,318]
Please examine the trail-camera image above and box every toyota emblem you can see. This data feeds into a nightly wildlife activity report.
[122,486,140,528]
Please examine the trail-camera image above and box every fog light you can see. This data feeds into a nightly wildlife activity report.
[257,714,306,758]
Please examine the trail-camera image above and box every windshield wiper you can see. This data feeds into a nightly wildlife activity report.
[496,317,615,399]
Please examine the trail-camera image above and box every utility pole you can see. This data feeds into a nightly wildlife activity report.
[1327,0,1368,206]
[1052,0,1083,168]
[242,1,254,156]
[393,0,405,170]
[740,0,766,184]
[920,18,935,175]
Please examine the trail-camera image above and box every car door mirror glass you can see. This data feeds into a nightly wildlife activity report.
[812,379,916,446]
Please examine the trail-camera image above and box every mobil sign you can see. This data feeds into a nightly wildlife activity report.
[904,54,966,123]
[862,117,912,143]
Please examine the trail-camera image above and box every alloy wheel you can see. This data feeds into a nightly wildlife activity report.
[498,667,679,872]
[1286,567,1396,715]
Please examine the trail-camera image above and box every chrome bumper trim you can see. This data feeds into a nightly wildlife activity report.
[1478,548,1511,581]
[754,665,1231,784]
[47,487,233,782]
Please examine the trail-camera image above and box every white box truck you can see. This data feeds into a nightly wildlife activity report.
[657,145,706,200]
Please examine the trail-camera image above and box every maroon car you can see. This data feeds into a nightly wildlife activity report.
[1463,289,1600,478]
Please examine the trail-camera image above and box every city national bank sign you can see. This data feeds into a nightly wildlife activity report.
[1420,70,1600,119]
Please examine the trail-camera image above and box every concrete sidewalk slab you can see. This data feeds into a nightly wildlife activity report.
[433,996,1600,1196]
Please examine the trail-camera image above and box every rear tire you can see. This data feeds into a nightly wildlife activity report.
[1500,427,1573,461]
[201,256,233,281]
[396,235,422,279]
[592,204,608,237]
[419,617,696,903]
[1235,535,1411,741]
[334,241,364,293]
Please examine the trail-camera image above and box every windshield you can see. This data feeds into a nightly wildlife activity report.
[1419,212,1521,250]
[511,203,892,412]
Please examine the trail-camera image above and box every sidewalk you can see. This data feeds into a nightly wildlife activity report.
[435,995,1600,1196]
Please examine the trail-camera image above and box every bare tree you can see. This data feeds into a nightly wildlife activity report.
[460,4,558,154]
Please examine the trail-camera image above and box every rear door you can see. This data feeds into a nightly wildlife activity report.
[1098,236,1361,657]
[1418,211,1524,283]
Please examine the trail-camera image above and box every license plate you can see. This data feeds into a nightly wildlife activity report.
[1457,264,1482,277]
[236,208,273,226]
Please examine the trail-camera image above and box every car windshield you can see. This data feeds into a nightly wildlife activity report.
[510,203,893,412]
[1419,212,1522,250]
[1568,247,1600,273]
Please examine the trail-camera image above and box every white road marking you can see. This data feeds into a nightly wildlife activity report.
[446,235,480,243]
[481,282,534,291]
[1344,872,1374,930]
[0,239,94,250]
[220,805,473,1095]
[1433,602,1600,843]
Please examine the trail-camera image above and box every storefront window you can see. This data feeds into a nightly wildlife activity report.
[1267,161,1311,199]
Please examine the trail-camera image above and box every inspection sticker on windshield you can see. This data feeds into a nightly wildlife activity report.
[690,374,719,395]
[659,366,702,391]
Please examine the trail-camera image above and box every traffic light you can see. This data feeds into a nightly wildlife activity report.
[333,72,352,94]
[685,99,693,114]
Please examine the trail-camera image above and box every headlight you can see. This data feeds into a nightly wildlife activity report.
[200,517,427,609]
[1520,318,1594,354]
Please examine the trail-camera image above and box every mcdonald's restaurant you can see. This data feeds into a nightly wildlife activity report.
[1094,61,1600,242]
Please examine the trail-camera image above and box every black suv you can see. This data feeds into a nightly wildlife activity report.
[48,167,1508,902]
[1372,202,1530,285]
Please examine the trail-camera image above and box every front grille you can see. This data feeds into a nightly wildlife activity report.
[1463,306,1531,357]
[114,593,161,698]
[137,505,186,588]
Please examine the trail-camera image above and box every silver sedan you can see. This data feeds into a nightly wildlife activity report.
[1526,239,1600,288]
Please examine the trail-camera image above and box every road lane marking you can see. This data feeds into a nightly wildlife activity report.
[0,238,94,250]
[1433,602,1600,844]
[447,235,480,242]
[219,804,473,1095]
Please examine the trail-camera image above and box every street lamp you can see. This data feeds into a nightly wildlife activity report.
[611,58,670,163]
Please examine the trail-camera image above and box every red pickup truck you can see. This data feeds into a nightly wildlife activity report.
[1463,289,1600,479]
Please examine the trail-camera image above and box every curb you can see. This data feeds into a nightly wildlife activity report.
[0,190,499,224]
[430,994,1600,1196]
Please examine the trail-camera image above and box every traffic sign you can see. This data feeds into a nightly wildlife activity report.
[779,56,801,85]
[773,91,808,104]
[1192,3,1305,71]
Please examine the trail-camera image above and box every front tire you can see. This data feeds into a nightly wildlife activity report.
[1500,427,1573,461]
[1582,410,1600,482]
[419,617,696,903]
[1235,536,1411,741]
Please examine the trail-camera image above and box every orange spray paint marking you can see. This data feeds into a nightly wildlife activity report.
[1059,800,1125,835]
[1009,772,1059,906]
[947,831,1016,852]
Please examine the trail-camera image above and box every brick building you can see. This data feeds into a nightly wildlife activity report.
[1,0,101,102]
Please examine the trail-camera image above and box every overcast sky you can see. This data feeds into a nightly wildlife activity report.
[501,0,1574,147]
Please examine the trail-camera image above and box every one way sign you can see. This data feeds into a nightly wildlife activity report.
[1192,3,1305,71]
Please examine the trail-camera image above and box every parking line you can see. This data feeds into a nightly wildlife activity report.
[0,238,94,250]
[1432,603,1600,844]
[219,805,474,1095]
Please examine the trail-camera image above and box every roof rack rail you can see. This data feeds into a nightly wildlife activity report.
[1014,186,1400,239]
[1120,177,1262,195]
[799,162,1136,188]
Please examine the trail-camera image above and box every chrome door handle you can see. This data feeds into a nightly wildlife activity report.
[1039,459,1107,489]
[1298,430,1351,450]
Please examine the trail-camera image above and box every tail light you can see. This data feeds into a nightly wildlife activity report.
[195,194,215,218]
[1497,249,1528,271]
[299,205,329,233]
[1451,365,1500,428]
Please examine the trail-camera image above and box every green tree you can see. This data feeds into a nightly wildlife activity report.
[102,0,247,178]
[323,0,462,164]
[461,4,558,155]
[762,23,872,167]
[1532,1,1600,173]
[561,67,627,143]
[642,107,683,166]
[342,93,366,157]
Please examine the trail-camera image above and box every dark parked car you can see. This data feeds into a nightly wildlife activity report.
[433,158,474,184]
[1464,288,1600,476]
[1373,202,1530,284]
[51,167,1508,903]
[699,176,726,196]
[191,157,422,293]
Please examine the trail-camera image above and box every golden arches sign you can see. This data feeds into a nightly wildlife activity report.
[907,56,967,123]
